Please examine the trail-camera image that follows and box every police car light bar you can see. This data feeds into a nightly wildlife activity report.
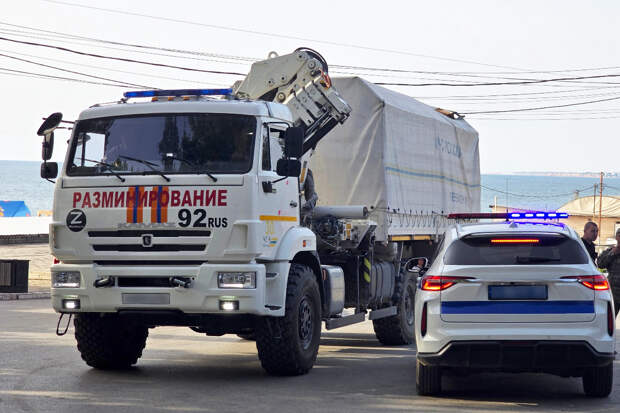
[123,88,233,99]
[447,212,569,220]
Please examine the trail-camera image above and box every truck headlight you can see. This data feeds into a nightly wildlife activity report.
[52,271,81,288]
[217,272,256,289]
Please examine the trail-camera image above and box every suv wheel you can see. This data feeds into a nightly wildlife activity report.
[583,363,613,397]
[416,358,442,395]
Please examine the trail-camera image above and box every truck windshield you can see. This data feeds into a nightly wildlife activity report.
[67,113,256,176]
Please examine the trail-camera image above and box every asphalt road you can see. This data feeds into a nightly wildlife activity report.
[1,299,619,413]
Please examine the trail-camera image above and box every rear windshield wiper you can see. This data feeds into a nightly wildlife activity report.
[164,153,217,182]
[119,155,170,182]
[516,256,561,264]
[82,158,125,182]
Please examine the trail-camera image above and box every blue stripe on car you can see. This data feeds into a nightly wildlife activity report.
[441,301,594,314]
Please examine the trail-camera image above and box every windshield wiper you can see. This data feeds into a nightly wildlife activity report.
[164,153,217,182]
[83,158,125,182]
[516,256,561,264]
[119,155,170,182]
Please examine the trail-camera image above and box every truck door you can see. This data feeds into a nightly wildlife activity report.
[257,126,299,258]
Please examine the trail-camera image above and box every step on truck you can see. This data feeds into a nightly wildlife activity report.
[38,48,480,375]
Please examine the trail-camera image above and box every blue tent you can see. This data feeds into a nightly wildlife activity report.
[0,201,32,217]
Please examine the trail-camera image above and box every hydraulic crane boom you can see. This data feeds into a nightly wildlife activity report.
[232,48,351,155]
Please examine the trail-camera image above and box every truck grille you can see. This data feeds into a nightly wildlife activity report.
[117,276,192,287]
[92,244,205,252]
[88,230,211,237]
[89,230,210,253]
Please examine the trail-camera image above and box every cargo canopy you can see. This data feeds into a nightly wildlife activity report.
[310,77,480,241]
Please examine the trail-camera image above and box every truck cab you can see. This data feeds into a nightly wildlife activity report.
[49,91,323,312]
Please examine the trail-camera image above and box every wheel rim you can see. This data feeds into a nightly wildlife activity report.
[298,295,314,350]
[404,285,414,326]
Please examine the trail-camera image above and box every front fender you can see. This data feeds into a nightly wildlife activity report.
[263,227,319,315]
[273,226,316,260]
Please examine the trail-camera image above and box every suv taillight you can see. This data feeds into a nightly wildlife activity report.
[420,276,474,291]
[561,275,609,290]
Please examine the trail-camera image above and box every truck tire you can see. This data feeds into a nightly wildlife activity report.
[372,270,416,345]
[237,331,256,341]
[582,363,613,397]
[416,358,442,395]
[74,313,149,369]
[255,264,321,376]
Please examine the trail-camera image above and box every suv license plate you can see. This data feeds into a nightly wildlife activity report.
[488,285,548,300]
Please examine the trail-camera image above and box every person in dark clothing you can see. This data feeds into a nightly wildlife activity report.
[300,168,318,225]
[302,169,318,213]
[581,221,599,262]
[598,228,620,316]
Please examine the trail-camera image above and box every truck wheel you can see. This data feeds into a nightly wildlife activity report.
[582,363,613,397]
[416,358,442,395]
[237,331,256,341]
[74,313,148,369]
[373,270,416,345]
[255,264,321,376]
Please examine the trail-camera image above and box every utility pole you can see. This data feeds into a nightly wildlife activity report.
[593,184,598,221]
[598,172,603,246]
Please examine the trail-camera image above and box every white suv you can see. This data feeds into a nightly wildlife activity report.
[415,218,616,397]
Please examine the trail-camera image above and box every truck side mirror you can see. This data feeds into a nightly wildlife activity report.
[41,132,54,161]
[37,113,63,136]
[406,257,429,272]
[38,113,62,161]
[283,126,303,158]
[41,162,58,179]
[276,159,301,177]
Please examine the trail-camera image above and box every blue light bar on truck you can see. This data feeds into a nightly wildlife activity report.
[447,212,569,220]
[123,88,233,99]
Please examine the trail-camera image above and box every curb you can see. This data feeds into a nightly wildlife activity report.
[0,234,49,245]
[0,291,51,301]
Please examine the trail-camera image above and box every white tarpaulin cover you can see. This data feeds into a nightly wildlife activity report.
[558,196,620,217]
[309,77,480,241]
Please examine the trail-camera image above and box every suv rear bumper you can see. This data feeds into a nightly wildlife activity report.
[418,340,615,372]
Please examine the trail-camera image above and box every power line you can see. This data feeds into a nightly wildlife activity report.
[0,52,154,88]
[482,184,596,199]
[470,116,620,121]
[0,23,256,64]
[0,48,229,87]
[604,184,620,191]
[0,66,140,87]
[413,86,620,100]
[461,95,620,115]
[39,0,534,71]
[3,20,619,91]
[0,36,247,76]
[375,73,620,88]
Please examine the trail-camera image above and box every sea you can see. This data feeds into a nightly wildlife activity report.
[2,160,620,215]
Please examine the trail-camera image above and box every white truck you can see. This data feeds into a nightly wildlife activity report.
[38,48,480,376]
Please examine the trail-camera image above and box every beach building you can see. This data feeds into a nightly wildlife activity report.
[557,196,620,248]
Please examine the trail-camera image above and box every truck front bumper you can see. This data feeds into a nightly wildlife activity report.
[51,262,286,316]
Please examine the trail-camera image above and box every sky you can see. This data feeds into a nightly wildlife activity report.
[2,0,619,173]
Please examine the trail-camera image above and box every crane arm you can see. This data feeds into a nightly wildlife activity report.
[232,48,351,155]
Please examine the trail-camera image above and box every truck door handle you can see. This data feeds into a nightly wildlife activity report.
[290,201,298,208]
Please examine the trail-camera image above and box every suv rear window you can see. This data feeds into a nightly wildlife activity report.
[444,234,589,265]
